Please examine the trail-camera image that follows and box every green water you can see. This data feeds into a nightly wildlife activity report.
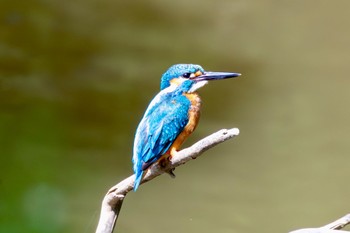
[1,1,350,232]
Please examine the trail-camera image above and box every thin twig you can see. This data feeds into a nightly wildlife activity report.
[95,128,240,233]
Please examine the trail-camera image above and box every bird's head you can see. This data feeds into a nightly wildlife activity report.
[160,64,240,92]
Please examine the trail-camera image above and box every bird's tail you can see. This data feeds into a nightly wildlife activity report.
[134,170,144,192]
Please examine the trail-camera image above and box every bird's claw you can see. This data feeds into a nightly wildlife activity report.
[167,168,176,178]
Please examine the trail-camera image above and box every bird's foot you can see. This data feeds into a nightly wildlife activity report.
[159,157,168,168]
[166,168,176,178]
[158,155,176,178]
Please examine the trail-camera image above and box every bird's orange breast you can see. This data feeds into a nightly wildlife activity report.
[169,92,201,155]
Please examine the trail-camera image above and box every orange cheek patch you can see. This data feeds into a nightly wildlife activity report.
[195,71,203,77]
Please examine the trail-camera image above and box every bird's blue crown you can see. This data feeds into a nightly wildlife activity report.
[160,64,204,90]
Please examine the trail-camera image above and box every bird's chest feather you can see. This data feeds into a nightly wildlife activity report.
[166,92,201,154]
[183,92,201,133]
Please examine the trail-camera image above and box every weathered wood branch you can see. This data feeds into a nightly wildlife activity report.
[289,214,350,233]
[95,127,349,233]
[95,128,240,233]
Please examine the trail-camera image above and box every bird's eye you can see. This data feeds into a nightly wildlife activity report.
[182,73,191,78]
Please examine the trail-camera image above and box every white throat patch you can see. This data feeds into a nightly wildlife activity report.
[188,80,208,93]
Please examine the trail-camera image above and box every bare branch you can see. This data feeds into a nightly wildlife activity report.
[95,128,240,233]
[290,214,350,233]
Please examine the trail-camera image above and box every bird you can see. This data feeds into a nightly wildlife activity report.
[132,64,240,191]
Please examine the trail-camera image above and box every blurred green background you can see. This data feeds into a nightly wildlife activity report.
[1,0,350,232]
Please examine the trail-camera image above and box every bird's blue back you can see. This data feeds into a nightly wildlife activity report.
[133,80,194,190]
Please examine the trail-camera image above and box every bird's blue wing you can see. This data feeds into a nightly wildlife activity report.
[133,93,191,171]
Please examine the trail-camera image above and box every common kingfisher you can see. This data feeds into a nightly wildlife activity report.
[132,64,240,191]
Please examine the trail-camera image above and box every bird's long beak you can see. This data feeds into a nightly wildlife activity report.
[195,71,241,81]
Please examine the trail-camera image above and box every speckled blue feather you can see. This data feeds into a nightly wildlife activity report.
[132,80,195,191]
[160,64,204,90]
